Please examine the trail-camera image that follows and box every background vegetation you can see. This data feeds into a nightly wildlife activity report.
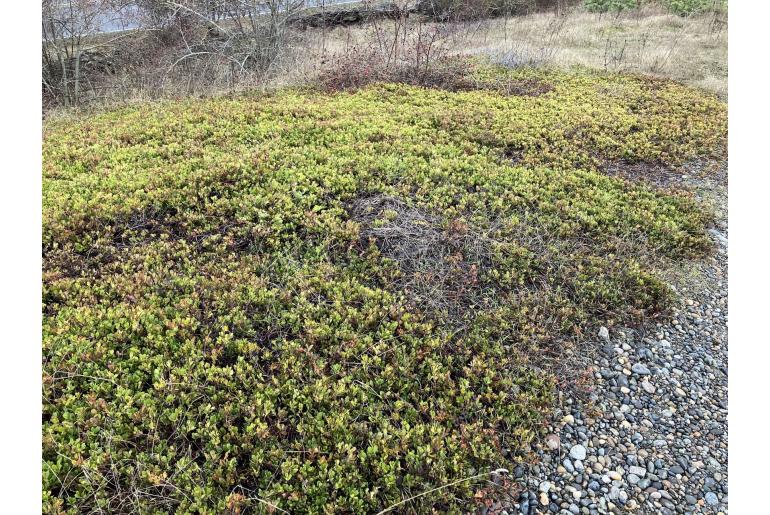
[585,0,725,16]
[42,0,728,112]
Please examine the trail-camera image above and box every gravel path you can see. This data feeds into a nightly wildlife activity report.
[494,166,728,515]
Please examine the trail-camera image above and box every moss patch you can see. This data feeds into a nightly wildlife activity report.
[43,66,726,513]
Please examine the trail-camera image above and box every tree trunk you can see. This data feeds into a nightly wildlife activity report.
[74,50,82,106]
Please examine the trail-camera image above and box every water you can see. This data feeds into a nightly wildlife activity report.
[43,2,142,35]
[98,4,141,33]
[97,0,366,34]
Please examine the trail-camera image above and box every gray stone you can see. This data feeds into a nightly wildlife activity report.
[545,433,560,451]
[640,381,655,394]
[569,444,587,461]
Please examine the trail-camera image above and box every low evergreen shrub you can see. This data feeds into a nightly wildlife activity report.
[43,65,726,513]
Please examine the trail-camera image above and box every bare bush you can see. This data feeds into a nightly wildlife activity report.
[148,1,310,94]
[42,0,140,107]
[43,0,312,108]
[313,6,484,92]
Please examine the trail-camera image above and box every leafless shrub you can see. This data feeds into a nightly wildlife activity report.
[159,1,309,88]
[314,7,475,91]
[602,34,628,70]
[43,0,313,109]
[42,0,142,107]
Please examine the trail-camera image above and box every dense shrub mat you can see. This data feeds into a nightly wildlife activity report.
[43,67,726,513]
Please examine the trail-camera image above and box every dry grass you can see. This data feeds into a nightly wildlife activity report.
[278,4,727,97]
[462,6,727,97]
